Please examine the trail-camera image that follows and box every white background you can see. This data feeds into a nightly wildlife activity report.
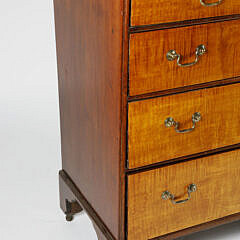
[0,1,239,239]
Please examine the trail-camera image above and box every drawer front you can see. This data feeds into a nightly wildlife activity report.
[128,150,240,240]
[129,20,240,96]
[131,0,240,26]
[128,84,240,169]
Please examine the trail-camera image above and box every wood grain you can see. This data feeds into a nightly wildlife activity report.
[129,20,240,96]
[128,150,240,240]
[131,0,240,26]
[128,84,240,169]
[54,0,125,237]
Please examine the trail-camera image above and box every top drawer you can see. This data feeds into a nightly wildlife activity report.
[131,0,240,26]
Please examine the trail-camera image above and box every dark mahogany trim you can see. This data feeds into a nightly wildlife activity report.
[59,170,116,240]
[126,143,240,175]
[128,0,132,27]
[124,175,129,240]
[128,77,240,102]
[129,14,240,33]
[119,0,130,239]
[150,213,240,240]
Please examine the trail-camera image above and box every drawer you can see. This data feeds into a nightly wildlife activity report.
[128,84,240,169]
[131,0,240,26]
[128,150,240,240]
[129,20,240,96]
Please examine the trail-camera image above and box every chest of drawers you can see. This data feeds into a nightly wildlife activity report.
[54,0,240,239]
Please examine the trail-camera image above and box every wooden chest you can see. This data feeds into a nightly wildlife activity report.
[54,0,240,239]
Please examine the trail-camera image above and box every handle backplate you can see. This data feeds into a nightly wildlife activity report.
[162,184,197,205]
[166,45,206,67]
[200,0,223,6]
[165,112,201,134]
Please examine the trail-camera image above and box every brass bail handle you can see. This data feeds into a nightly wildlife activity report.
[165,112,201,134]
[200,0,223,7]
[166,45,206,67]
[162,184,197,205]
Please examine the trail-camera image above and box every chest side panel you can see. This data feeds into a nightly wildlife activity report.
[54,0,124,237]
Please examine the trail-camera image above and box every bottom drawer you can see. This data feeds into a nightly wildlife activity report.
[128,150,240,240]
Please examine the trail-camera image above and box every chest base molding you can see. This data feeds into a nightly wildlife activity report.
[59,170,115,240]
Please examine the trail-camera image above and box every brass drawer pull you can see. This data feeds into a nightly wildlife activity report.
[162,184,197,205]
[166,44,206,67]
[200,0,223,6]
[165,112,201,134]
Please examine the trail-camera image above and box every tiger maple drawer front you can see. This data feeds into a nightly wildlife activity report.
[131,0,240,26]
[128,150,240,240]
[129,20,240,96]
[128,83,240,169]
